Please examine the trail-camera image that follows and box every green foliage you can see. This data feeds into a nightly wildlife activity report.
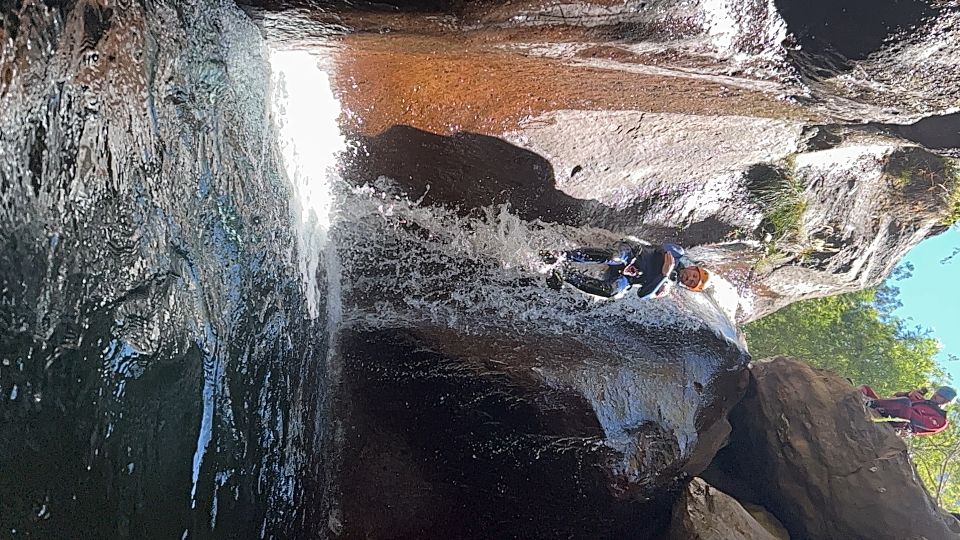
[752,160,808,247]
[744,288,942,395]
[943,159,960,227]
[910,411,960,511]
[747,158,812,271]
[744,287,958,511]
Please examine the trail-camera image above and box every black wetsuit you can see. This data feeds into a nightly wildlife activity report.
[560,242,677,299]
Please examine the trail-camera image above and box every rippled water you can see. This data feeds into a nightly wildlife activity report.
[315,142,751,535]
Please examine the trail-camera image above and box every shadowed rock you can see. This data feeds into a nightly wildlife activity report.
[342,125,600,225]
[328,325,750,538]
[0,1,329,536]
[776,0,938,65]
[669,478,787,540]
[710,357,960,540]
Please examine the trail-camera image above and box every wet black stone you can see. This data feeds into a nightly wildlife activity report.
[776,0,940,76]
[331,327,681,539]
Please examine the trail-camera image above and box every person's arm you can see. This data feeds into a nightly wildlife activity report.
[564,272,617,298]
[661,251,675,276]
[896,388,928,401]
[653,279,674,298]
[565,247,618,264]
[610,241,635,265]
[637,275,672,300]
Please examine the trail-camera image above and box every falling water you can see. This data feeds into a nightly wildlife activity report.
[269,49,345,324]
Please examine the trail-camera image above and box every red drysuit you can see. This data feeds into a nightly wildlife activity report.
[860,385,949,436]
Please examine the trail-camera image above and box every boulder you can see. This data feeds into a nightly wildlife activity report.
[717,357,960,539]
[669,478,788,540]
[742,502,791,540]
[742,143,956,321]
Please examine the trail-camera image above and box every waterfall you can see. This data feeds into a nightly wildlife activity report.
[269,48,345,326]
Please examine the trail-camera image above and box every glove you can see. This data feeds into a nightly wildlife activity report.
[663,243,685,259]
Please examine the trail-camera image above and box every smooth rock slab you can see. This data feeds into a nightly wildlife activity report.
[669,478,787,540]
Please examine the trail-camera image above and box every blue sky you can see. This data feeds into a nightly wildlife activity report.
[886,227,960,382]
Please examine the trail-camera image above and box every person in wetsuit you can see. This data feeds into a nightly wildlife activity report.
[546,241,710,299]
[859,385,955,436]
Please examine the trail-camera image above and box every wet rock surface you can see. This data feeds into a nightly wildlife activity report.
[329,325,749,538]
[333,327,667,539]
[1,0,328,535]
[709,357,960,540]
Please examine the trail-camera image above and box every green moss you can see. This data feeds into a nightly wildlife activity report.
[747,157,808,247]
[942,159,960,227]
[743,157,811,272]
[764,188,807,241]
[893,169,913,189]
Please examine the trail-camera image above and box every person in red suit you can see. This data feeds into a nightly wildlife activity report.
[859,385,955,436]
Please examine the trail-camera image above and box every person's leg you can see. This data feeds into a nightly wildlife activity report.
[599,265,631,297]
[608,275,631,296]
[870,397,912,418]
[563,247,615,264]
[563,271,615,297]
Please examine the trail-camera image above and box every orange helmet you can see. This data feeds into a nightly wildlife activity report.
[682,266,710,291]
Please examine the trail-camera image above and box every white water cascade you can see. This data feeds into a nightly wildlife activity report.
[269,49,346,325]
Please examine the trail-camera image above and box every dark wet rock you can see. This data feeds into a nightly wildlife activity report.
[341,125,600,225]
[784,1,960,123]
[741,502,791,539]
[328,325,750,538]
[710,357,960,540]
[1,0,327,536]
[669,477,787,540]
[884,113,960,154]
[775,0,938,63]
